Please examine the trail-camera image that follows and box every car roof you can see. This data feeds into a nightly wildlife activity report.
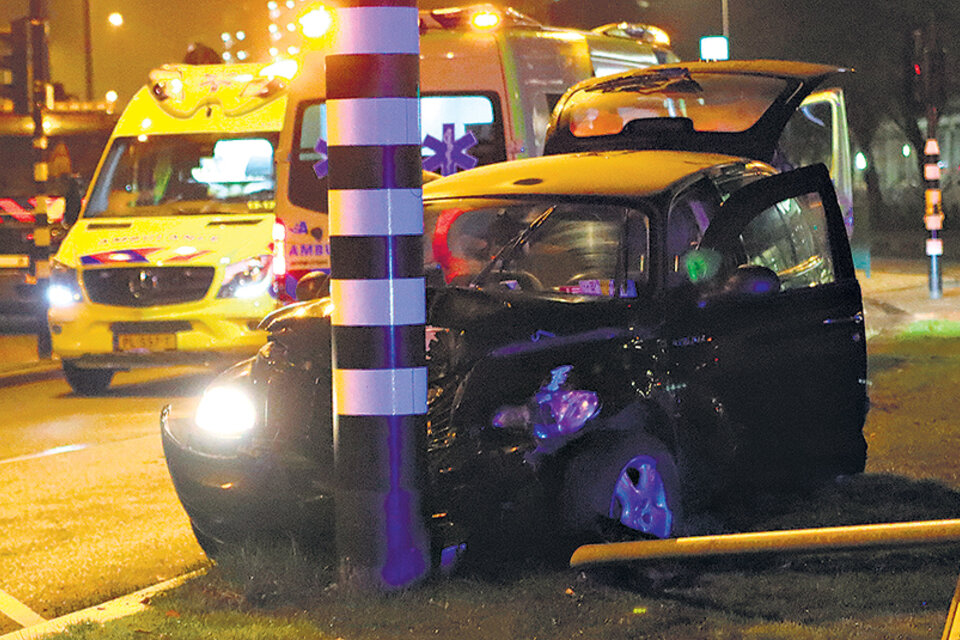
[422,149,748,201]
[543,59,847,162]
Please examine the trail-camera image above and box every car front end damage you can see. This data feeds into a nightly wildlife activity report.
[163,286,682,561]
[161,314,337,551]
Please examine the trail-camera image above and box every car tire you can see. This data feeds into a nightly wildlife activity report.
[62,361,115,395]
[560,413,683,541]
[560,421,689,591]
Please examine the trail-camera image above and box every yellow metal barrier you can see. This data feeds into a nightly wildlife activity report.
[570,519,960,567]
[572,519,960,636]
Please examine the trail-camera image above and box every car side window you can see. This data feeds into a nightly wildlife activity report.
[738,191,836,290]
[666,181,721,288]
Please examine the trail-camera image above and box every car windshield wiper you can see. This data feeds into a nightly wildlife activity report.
[589,68,702,95]
[471,205,556,288]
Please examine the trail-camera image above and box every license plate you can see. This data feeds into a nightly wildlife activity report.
[0,255,29,268]
[116,333,176,352]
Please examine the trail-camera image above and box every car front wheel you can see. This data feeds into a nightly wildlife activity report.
[609,453,676,539]
[62,361,115,395]
[560,414,683,541]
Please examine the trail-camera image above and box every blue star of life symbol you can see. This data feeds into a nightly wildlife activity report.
[422,123,478,175]
[313,137,328,179]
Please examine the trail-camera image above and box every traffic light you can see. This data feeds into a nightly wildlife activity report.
[0,18,30,113]
[906,23,947,111]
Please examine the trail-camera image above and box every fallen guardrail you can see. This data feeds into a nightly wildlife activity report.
[569,519,960,640]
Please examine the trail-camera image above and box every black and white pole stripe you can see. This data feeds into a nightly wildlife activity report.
[924,135,943,298]
[326,0,429,589]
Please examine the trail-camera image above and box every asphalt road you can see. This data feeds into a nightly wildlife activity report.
[0,359,216,633]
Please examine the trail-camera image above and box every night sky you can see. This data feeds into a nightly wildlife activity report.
[0,1,954,107]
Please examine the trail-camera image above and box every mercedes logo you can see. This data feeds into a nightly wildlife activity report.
[128,269,159,299]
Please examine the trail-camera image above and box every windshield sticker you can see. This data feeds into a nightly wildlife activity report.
[422,123,478,176]
[558,279,637,297]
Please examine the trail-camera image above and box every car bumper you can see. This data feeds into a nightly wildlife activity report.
[160,406,335,545]
[49,295,276,367]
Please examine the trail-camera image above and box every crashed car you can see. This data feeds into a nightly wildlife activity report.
[162,61,869,562]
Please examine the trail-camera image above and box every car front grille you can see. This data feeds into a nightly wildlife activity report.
[83,266,216,307]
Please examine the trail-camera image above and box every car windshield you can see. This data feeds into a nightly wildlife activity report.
[424,199,649,297]
[84,133,279,218]
[566,70,788,138]
[424,200,545,286]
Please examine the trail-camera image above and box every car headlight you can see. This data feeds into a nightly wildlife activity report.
[492,365,601,440]
[195,385,258,438]
[48,259,82,307]
[216,255,273,299]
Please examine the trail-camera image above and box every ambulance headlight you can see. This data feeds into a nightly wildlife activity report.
[195,385,257,438]
[217,255,273,299]
[48,259,82,307]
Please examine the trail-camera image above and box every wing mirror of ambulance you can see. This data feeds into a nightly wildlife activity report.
[63,175,85,227]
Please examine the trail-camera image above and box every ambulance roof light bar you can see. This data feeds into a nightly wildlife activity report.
[419,4,541,33]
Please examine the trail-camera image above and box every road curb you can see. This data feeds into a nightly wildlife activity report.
[0,570,206,640]
[0,365,61,390]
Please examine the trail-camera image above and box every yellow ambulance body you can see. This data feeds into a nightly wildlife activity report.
[48,62,291,394]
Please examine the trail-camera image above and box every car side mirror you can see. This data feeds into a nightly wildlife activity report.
[63,176,84,227]
[295,270,330,301]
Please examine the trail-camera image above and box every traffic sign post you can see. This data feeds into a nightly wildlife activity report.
[325,0,429,590]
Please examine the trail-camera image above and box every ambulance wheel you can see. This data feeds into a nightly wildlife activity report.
[62,361,115,395]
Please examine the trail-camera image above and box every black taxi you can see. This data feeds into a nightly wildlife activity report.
[161,61,868,564]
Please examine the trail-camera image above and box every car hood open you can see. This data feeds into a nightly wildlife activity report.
[543,59,848,163]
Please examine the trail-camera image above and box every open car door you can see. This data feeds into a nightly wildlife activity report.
[667,164,867,486]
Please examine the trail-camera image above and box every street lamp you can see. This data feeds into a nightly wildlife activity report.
[81,7,125,102]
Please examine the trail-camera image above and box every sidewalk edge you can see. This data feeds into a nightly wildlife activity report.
[0,570,206,640]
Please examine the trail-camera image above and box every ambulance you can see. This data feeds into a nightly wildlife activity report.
[47,61,293,394]
[276,4,679,291]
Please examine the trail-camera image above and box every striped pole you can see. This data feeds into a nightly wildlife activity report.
[29,0,51,358]
[326,0,429,589]
[921,18,943,299]
[924,131,943,299]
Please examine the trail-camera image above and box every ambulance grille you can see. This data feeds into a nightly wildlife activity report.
[83,266,215,307]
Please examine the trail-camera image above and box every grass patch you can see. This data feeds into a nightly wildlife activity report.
[45,475,960,640]
[900,320,960,339]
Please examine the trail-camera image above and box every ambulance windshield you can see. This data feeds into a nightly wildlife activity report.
[84,133,280,218]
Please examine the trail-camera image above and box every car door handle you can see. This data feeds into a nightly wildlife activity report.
[823,311,864,326]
